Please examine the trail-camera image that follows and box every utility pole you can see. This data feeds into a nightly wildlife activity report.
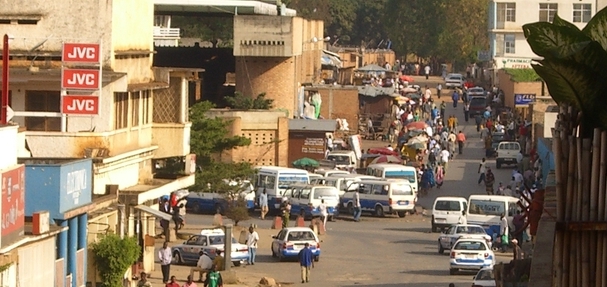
[2,34,9,125]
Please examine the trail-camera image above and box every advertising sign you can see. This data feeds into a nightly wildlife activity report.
[62,95,99,115]
[1,165,25,237]
[62,43,100,63]
[301,137,325,154]
[61,69,100,90]
[515,93,536,106]
[477,50,491,62]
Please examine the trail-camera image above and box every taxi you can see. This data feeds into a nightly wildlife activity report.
[449,238,494,275]
[438,224,492,254]
[172,228,248,266]
[271,227,320,262]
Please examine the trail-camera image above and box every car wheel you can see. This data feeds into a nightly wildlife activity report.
[397,211,406,218]
[272,247,277,258]
[214,203,222,214]
[314,256,319,262]
[449,268,457,275]
[173,251,183,265]
[496,159,502,169]
[347,203,354,215]
[438,241,445,254]
[375,205,385,217]
[233,261,241,267]
[192,204,201,214]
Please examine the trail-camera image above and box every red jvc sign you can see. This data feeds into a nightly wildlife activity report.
[62,43,100,63]
[61,69,100,90]
[62,95,99,115]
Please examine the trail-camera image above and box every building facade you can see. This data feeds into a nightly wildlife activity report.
[488,0,602,69]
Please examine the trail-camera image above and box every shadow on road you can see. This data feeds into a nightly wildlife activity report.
[341,282,460,287]
[390,239,434,246]
[401,269,446,276]
[406,250,441,257]
[384,227,431,233]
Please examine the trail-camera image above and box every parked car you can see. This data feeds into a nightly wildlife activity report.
[496,141,521,168]
[431,197,468,232]
[468,97,488,117]
[490,132,506,157]
[467,87,486,97]
[445,73,464,89]
[449,238,495,275]
[172,228,248,266]
[438,224,492,254]
[472,267,496,287]
[271,227,321,262]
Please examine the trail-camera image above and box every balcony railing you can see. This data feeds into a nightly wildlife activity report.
[153,26,180,39]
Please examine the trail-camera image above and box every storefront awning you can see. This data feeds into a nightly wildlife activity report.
[134,205,172,221]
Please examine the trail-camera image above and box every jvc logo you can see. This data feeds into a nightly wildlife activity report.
[67,73,96,86]
[67,47,97,60]
[66,99,96,111]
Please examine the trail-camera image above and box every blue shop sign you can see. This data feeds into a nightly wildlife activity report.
[24,159,93,220]
[515,93,536,105]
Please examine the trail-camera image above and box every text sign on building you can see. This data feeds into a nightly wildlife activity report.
[515,93,536,106]
[61,69,100,90]
[62,95,99,115]
[62,43,100,63]
[1,165,25,237]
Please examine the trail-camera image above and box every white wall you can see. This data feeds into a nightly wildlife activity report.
[0,125,19,170]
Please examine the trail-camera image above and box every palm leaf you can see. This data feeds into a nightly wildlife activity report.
[582,6,607,51]
[523,22,592,58]
[552,13,581,31]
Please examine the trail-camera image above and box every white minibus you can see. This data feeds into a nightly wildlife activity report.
[255,166,310,212]
[322,174,377,196]
[366,163,419,193]
[283,184,340,220]
[341,179,416,218]
[466,195,521,232]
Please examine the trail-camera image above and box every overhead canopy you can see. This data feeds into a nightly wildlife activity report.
[356,64,388,73]
[358,86,397,97]
[134,205,173,221]
[154,0,297,16]
[321,50,342,68]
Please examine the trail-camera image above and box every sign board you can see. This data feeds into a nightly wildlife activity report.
[1,165,25,237]
[301,137,325,154]
[477,50,491,62]
[494,57,533,69]
[515,93,536,105]
[62,95,99,115]
[62,43,100,63]
[61,69,100,90]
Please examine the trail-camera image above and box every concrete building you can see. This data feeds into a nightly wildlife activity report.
[1,0,195,285]
[488,0,599,69]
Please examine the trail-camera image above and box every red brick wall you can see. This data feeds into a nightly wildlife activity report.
[309,87,359,132]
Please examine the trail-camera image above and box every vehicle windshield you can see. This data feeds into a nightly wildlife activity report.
[469,199,506,216]
[278,176,309,189]
[209,235,238,245]
[391,183,413,195]
[456,226,487,234]
[385,170,417,183]
[454,241,487,251]
[469,88,484,94]
[313,188,339,199]
[434,200,461,211]
[470,98,486,106]
[287,231,316,241]
[475,269,495,280]
[327,155,350,163]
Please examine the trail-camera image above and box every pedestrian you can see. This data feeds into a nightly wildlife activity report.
[259,189,269,220]
[212,250,224,271]
[166,276,180,287]
[203,265,223,287]
[437,83,442,98]
[435,164,444,189]
[367,118,374,135]
[449,284,455,287]
[246,225,259,265]
[192,251,212,282]
[512,210,525,247]
[512,239,523,260]
[281,198,291,228]
[183,275,198,287]
[353,188,362,222]
[158,242,172,283]
[499,213,509,252]
[298,242,315,283]
[440,147,450,172]
[464,102,470,122]
[478,158,487,185]
[138,272,152,287]
[424,64,431,80]
[319,199,328,229]
[452,90,460,108]
[440,101,446,120]
[497,182,505,195]
[485,167,495,195]
[475,114,482,132]
[456,131,466,154]
[503,185,514,197]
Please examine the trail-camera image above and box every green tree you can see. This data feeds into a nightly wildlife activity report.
[91,235,141,287]
[171,16,234,47]
[225,92,274,110]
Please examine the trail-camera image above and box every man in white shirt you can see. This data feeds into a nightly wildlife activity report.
[190,250,213,282]
[353,190,361,222]
[499,213,509,252]
[478,158,487,185]
[319,199,328,229]
[386,145,394,151]
[158,241,173,283]
[440,148,450,171]
[424,65,431,79]
[513,170,524,187]
[259,189,269,220]
[424,86,432,101]
[246,226,259,265]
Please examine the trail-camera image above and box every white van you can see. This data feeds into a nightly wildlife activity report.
[341,179,416,218]
[466,195,521,230]
[314,169,350,177]
[431,197,468,232]
[323,174,377,196]
[284,184,340,220]
[366,164,419,194]
[308,173,324,185]
[325,150,358,169]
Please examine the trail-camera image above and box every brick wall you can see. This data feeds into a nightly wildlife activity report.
[307,86,359,132]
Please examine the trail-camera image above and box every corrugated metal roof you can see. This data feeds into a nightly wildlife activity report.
[289,119,336,131]
[358,86,397,97]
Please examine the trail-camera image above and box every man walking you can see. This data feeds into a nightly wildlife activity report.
[246,226,259,265]
[424,64,431,79]
[478,158,487,185]
[353,188,361,222]
[485,167,496,195]
[203,265,223,287]
[437,83,442,99]
[298,243,315,283]
[158,242,172,283]
[456,131,466,155]
[463,102,470,122]
[259,189,268,220]
[452,90,460,108]
[499,213,509,252]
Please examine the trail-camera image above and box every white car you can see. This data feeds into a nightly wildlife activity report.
[171,228,248,266]
[472,267,496,287]
[445,73,464,89]
[467,87,486,97]
[271,227,320,262]
[438,224,492,254]
[449,238,495,275]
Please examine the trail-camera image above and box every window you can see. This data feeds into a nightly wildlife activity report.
[573,4,592,23]
[131,92,140,126]
[505,34,516,54]
[496,3,516,25]
[141,90,151,124]
[25,91,61,131]
[539,3,558,22]
[114,92,128,129]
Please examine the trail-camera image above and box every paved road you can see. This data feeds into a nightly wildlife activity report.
[156,76,516,286]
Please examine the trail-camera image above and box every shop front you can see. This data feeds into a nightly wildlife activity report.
[22,158,94,287]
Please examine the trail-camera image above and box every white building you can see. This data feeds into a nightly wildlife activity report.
[489,0,607,69]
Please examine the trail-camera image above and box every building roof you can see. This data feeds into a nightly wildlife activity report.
[358,86,398,97]
[289,119,336,131]
[154,0,297,16]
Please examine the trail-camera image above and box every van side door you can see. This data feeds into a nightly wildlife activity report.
[359,184,373,211]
